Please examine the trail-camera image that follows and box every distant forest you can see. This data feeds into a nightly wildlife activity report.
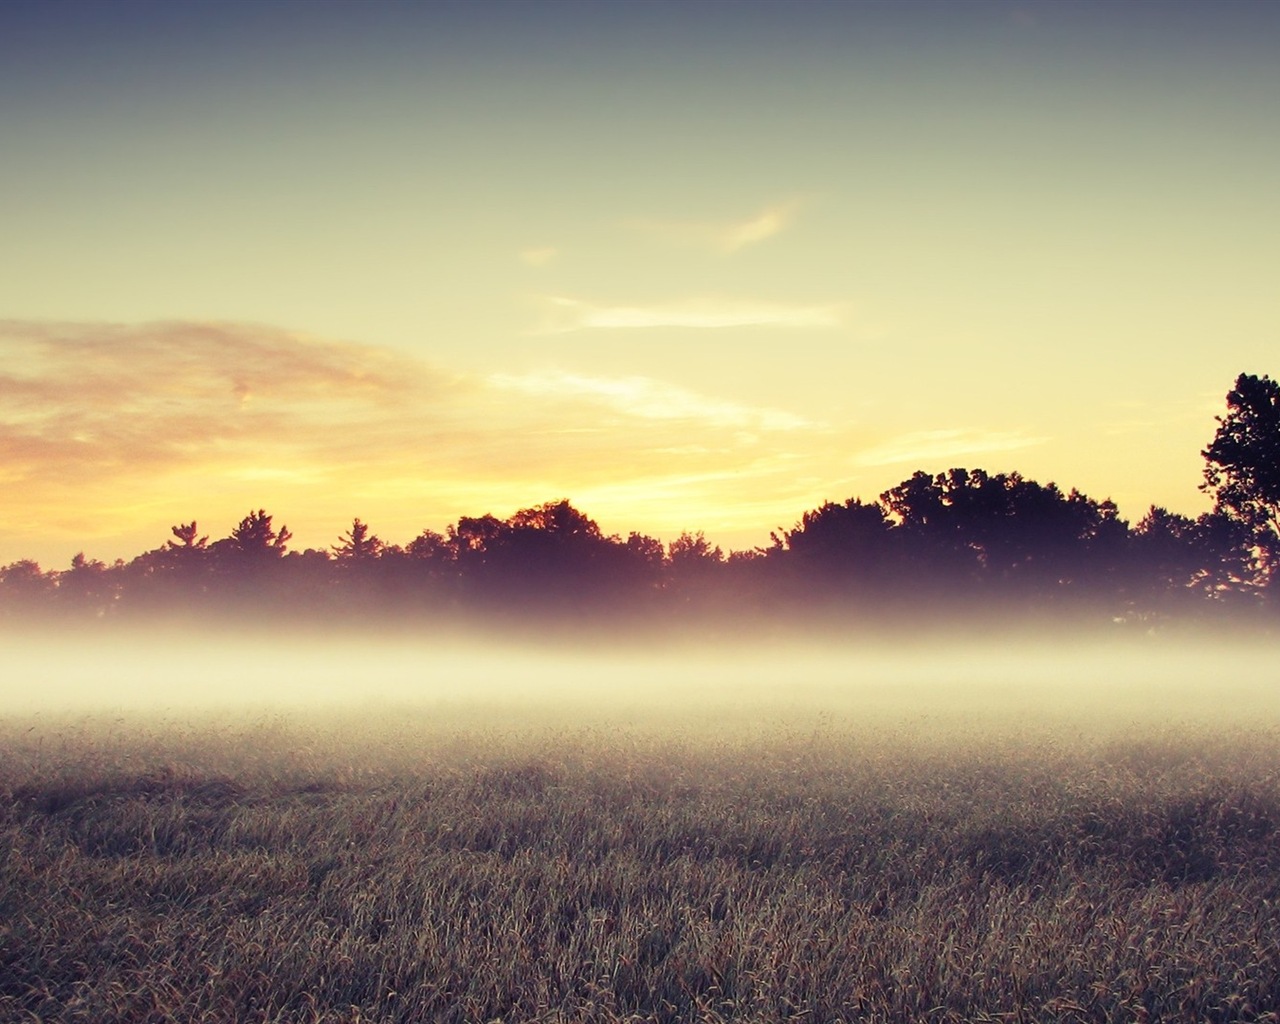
[3,373,1277,631]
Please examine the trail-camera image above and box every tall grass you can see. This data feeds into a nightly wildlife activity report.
[3,711,1280,1023]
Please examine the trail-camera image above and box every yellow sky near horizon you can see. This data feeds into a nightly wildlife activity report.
[0,313,1235,568]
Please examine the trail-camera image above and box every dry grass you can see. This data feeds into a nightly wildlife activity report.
[3,708,1280,1024]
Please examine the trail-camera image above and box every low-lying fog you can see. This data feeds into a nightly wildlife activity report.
[4,626,1277,744]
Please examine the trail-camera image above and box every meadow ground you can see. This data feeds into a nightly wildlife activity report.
[2,632,1279,1023]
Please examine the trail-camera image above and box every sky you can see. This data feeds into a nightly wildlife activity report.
[2,0,1277,569]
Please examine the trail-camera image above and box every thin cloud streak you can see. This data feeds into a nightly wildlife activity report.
[721,200,802,252]
[532,295,842,334]
[626,199,802,254]
[853,429,1046,469]
[488,371,810,432]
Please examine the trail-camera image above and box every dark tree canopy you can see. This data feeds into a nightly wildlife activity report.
[168,522,208,550]
[333,518,383,562]
[1203,373,1280,583]
[1130,506,1258,606]
[1203,374,1280,524]
[779,499,894,596]
[877,469,1125,596]
[227,509,292,559]
[508,499,602,540]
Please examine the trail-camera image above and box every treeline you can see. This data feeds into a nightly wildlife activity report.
[0,484,1261,630]
[2,373,1277,631]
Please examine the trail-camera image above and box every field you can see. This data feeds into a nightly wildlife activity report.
[3,635,1280,1023]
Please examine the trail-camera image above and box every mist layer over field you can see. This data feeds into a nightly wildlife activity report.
[4,626,1276,735]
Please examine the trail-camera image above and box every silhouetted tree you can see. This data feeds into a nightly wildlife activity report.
[625,532,667,578]
[227,509,292,558]
[333,518,383,562]
[161,519,211,584]
[56,552,117,616]
[1127,507,1237,612]
[396,528,456,600]
[880,469,1127,604]
[276,547,338,614]
[1202,372,1280,590]
[200,509,295,610]
[119,522,212,614]
[879,470,987,592]
[780,499,896,598]
[461,500,630,612]
[668,531,722,569]
[168,522,208,550]
[449,514,504,559]
[644,530,723,616]
[1132,505,1197,571]
[407,528,452,563]
[0,559,56,616]
[1189,510,1264,602]
[508,499,602,540]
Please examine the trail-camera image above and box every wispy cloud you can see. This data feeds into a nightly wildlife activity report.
[488,371,810,432]
[626,199,802,254]
[720,200,802,252]
[519,246,558,267]
[532,295,841,334]
[852,429,1046,469]
[0,319,423,480]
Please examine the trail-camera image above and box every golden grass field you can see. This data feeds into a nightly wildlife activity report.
[3,632,1279,1023]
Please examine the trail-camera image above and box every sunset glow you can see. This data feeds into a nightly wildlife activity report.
[2,0,1277,567]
